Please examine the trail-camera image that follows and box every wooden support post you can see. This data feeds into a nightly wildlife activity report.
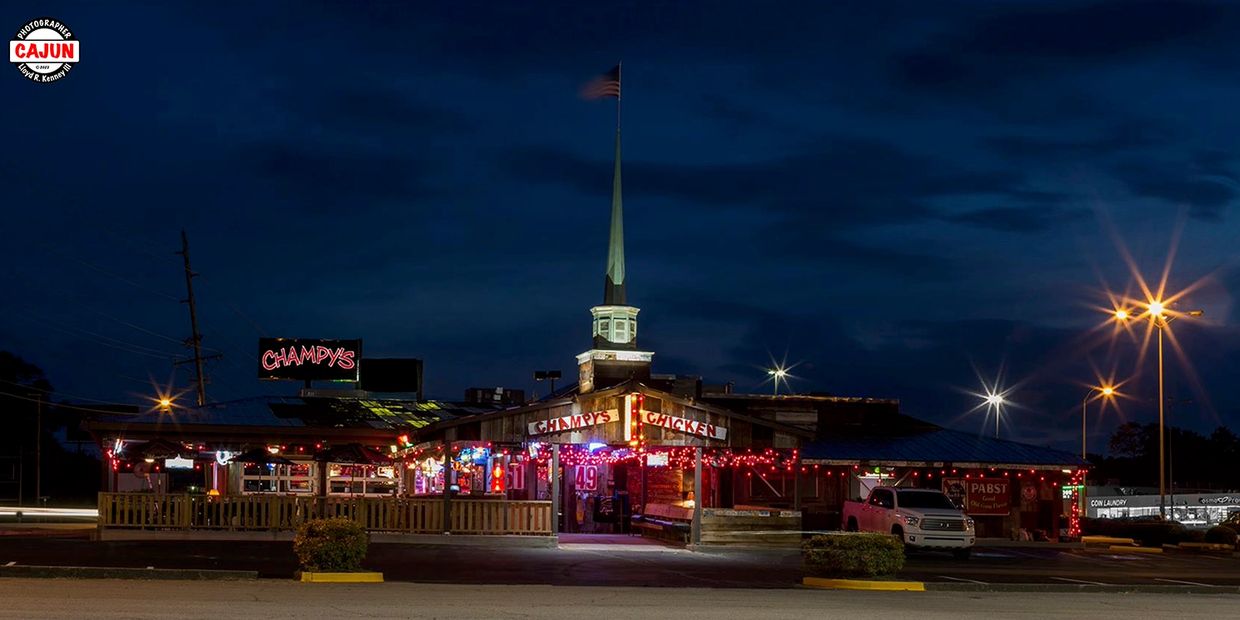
[793,454,802,512]
[441,439,452,534]
[551,443,561,534]
[692,446,703,545]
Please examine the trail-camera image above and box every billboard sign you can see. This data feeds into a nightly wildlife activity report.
[258,338,361,382]
[942,478,1011,515]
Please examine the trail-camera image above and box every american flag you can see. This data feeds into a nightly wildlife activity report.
[580,64,621,99]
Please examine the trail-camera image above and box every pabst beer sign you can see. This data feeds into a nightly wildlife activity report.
[258,338,361,382]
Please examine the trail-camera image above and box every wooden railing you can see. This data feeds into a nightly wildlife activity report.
[98,493,553,536]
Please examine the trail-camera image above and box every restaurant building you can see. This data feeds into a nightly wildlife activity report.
[85,112,1086,543]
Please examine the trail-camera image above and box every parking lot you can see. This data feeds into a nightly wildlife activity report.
[0,531,1238,589]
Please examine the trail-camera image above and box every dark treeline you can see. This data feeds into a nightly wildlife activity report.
[1088,421,1240,491]
[0,351,105,505]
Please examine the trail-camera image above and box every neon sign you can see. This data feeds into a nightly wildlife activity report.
[639,411,727,440]
[527,410,617,435]
[257,338,361,381]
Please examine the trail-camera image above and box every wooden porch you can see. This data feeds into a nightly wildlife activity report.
[97,493,553,536]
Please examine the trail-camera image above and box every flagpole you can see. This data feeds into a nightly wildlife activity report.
[616,61,622,134]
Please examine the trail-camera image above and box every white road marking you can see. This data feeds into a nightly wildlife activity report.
[937,575,987,584]
[4,561,14,566]
[1050,576,1108,586]
[1155,578,1218,587]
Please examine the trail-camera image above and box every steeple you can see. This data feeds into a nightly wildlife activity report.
[577,62,652,394]
[603,129,625,306]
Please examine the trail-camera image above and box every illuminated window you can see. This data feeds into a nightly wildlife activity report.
[241,462,314,494]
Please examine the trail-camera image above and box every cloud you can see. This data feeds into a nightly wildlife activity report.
[1113,156,1240,219]
[944,206,1089,233]
[503,136,1044,230]
[893,1,1236,95]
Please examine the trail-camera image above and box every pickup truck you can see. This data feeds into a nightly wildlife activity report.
[842,487,976,558]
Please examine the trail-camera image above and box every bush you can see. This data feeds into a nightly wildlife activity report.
[1184,529,1207,543]
[293,518,369,572]
[802,533,905,578]
[1080,517,1187,547]
[1205,525,1237,546]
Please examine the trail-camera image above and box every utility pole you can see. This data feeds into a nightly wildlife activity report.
[177,230,210,406]
[34,393,41,504]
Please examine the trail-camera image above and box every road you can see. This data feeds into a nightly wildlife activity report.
[2,536,1240,587]
[0,579,1236,619]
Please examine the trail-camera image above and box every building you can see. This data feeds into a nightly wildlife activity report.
[85,103,1086,544]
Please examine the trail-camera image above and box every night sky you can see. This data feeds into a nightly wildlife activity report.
[4,2,1240,452]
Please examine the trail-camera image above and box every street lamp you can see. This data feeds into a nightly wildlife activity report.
[1114,300,1203,518]
[767,367,789,395]
[1081,385,1116,460]
[984,391,1005,438]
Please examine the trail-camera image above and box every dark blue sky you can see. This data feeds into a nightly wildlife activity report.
[3,1,1240,452]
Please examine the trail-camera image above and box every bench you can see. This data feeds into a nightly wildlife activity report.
[631,503,693,542]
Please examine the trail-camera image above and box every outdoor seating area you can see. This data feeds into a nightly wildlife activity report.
[97,492,553,536]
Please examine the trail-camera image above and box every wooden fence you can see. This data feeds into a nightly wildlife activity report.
[97,493,553,536]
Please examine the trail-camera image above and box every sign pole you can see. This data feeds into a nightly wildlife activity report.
[551,444,561,535]
[692,446,702,545]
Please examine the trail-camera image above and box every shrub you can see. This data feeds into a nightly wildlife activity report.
[802,533,905,578]
[293,518,369,572]
[1205,525,1237,546]
[1080,517,1187,547]
[1184,529,1207,543]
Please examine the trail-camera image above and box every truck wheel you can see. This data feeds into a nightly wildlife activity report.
[846,518,858,532]
[952,548,972,560]
[891,525,904,539]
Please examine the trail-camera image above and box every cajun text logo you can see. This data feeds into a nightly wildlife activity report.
[10,17,78,83]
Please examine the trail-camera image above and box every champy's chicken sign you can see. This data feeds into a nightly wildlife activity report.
[258,338,361,382]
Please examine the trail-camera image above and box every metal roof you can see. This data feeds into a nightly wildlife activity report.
[90,396,498,431]
[802,427,1088,467]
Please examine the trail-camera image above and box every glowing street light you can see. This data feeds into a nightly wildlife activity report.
[1082,385,1118,460]
[1113,299,1203,517]
[767,367,790,396]
[983,390,1006,438]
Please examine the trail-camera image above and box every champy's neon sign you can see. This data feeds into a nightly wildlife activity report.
[261,344,356,371]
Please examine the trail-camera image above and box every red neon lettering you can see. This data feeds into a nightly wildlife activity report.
[337,349,356,369]
[316,346,333,366]
[261,350,278,371]
[299,345,317,365]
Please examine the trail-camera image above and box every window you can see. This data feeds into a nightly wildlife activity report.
[869,489,894,509]
[615,319,628,341]
[327,463,398,496]
[241,462,314,494]
[600,318,611,336]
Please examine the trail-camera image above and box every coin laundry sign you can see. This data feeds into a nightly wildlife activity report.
[258,338,361,382]
[10,17,79,83]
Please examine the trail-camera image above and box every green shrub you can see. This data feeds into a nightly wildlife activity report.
[293,518,369,572]
[1205,525,1237,546]
[1080,517,1187,547]
[802,533,905,578]
[1184,529,1207,543]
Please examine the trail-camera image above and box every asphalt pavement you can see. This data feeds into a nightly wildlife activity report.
[0,580,1236,619]
[1,535,1239,588]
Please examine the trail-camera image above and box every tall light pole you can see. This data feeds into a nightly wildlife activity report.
[984,392,1005,438]
[1115,302,1202,518]
[1081,385,1115,460]
[767,367,789,396]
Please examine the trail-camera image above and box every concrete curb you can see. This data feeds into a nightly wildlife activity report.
[923,582,1240,594]
[0,565,257,580]
[298,571,384,583]
[803,577,925,591]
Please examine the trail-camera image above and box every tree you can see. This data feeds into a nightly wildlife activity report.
[1108,422,1148,458]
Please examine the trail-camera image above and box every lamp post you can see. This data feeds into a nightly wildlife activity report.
[767,367,789,396]
[1114,302,1202,518]
[1081,385,1115,460]
[984,392,1005,438]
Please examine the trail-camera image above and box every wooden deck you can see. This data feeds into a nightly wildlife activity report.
[97,493,553,536]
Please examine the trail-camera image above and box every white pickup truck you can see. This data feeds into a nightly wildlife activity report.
[842,487,976,558]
